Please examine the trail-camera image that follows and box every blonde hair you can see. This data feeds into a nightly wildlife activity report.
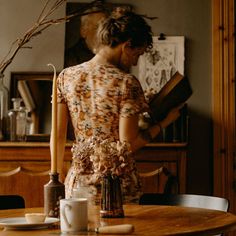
[97,11,153,49]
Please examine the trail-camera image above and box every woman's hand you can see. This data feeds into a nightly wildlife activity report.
[160,103,184,129]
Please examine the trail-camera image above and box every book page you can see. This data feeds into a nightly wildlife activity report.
[138,36,185,101]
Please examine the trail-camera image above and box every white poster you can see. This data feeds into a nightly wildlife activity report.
[138,36,185,101]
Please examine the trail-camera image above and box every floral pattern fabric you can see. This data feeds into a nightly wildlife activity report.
[57,61,148,203]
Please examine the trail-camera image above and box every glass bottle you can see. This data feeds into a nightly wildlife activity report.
[8,98,27,141]
[0,73,9,140]
[16,106,27,141]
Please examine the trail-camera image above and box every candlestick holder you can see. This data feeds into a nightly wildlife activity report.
[44,172,65,218]
[100,174,124,218]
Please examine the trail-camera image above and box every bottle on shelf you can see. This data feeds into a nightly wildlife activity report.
[8,98,27,141]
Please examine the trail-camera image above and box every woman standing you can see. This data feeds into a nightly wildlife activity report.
[55,10,181,203]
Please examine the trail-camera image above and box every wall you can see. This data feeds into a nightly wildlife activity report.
[0,0,212,194]
[0,0,65,85]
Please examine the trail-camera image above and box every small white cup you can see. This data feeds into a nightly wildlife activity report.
[60,198,88,233]
[25,213,46,224]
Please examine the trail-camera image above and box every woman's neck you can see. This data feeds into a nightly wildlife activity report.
[90,44,130,72]
[93,46,121,66]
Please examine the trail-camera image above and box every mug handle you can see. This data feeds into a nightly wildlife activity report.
[62,203,72,228]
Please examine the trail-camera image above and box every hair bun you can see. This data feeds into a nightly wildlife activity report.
[111,6,130,19]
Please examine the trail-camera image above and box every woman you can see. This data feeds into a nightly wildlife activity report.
[55,11,181,203]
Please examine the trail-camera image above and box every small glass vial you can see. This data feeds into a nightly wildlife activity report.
[16,106,27,141]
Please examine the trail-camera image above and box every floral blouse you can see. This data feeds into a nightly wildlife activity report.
[57,61,148,203]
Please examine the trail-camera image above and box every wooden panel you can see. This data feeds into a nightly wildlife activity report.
[0,161,50,208]
[135,146,186,193]
[212,0,236,215]
[136,161,177,193]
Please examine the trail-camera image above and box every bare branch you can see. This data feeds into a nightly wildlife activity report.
[139,14,158,20]
[0,0,100,75]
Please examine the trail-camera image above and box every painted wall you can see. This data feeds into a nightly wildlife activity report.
[0,0,212,194]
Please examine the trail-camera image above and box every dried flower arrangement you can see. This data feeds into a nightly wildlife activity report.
[71,137,134,179]
[91,138,133,177]
[0,0,103,75]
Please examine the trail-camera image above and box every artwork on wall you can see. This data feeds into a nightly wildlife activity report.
[138,36,185,101]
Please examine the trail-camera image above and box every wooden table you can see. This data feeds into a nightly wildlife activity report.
[0,205,236,235]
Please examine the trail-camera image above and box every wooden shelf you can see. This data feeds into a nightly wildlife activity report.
[0,141,187,148]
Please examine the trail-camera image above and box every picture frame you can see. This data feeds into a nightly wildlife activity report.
[138,36,185,100]
[10,72,54,141]
[10,72,76,141]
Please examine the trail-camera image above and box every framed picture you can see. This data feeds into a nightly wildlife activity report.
[138,36,185,100]
[10,72,54,141]
[10,72,77,141]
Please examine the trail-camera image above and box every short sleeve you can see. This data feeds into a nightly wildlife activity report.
[120,75,149,117]
[57,70,66,104]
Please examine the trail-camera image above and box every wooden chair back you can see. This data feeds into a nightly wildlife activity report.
[139,167,179,194]
[139,193,229,211]
[0,195,25,210]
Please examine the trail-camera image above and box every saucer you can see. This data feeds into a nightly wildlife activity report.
[0,217,59,230]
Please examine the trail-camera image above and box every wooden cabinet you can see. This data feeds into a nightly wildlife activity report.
[135,143,187,194]
[0,142,71,208]
[0,142,187,207]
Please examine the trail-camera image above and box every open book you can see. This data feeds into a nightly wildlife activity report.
[149,71,192,123]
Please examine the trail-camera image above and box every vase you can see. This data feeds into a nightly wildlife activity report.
[0,73,9,140]
[100,174,124,218]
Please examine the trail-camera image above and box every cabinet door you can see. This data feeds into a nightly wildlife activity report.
[136,161,178,194]
[0,161,50,207]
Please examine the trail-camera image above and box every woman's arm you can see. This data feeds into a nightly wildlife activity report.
[119,106,182,152]
[50,102,68,182]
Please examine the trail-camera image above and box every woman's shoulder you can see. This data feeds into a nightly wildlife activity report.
[100,64,137,81]
[63,62,89,73]
[58,62,90,78]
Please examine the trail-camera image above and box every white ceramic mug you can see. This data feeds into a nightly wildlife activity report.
[60,198,88,233]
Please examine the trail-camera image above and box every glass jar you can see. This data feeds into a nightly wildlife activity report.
[8,98,27,141]
[72,181,97,223]
[0,73,9,140]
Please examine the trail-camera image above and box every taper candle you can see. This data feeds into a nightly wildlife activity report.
[48,63,57,174]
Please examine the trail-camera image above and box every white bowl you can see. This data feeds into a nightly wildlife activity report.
[25,213,46,224]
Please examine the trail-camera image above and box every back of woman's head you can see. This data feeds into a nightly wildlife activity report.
[97,10,153,49]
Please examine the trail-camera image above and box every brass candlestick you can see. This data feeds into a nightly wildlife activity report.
[44,172,65,218]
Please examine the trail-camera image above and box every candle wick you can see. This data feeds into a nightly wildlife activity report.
[47,63,56,75]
